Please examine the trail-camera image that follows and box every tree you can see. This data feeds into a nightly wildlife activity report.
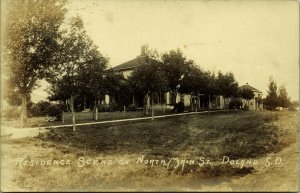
[3,79,31,106]
[48,16,107,131]
[104,69,126,100]
[290,101,299,110]
[278,85,290,108]
[238,88,254,108]
[3,0,67,127]
[128,46,168,116]
[178,64,209,111]
[76,46,109,113]
[161,49,194,104]
[264,76,278,111]
[216,72,239,109]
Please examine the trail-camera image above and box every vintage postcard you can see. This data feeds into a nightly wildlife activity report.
[1,0,299,192]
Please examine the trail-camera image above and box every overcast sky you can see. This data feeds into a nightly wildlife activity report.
[32,0,299,102]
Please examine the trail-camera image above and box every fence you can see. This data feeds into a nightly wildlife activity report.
[60,105,220,124]
[61,110,146,124]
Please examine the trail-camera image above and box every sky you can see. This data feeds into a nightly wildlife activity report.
[31,0,299,102]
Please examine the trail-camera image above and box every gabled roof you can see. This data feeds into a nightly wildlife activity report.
[239,84,262,93]
[113,56,159,71]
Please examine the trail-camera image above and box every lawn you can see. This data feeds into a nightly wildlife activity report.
[2,108,213,128]
[1,110,298,191]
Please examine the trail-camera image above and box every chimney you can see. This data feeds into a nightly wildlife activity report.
[140,45,146,56]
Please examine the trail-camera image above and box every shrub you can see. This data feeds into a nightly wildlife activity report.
[36,101,51,114]
[28,105,42,117]
[288,106,297,111]
[28,101,51,117]
[57,103,67,112]
[45,105,62,120]
[127,104,137,111]
[229,98,242,109]
[173,101,185,113]
[109,103,122,112]
[2,106,21,120]
[242,105,249,111]
[28,102,64,120]
[97,104,109,112]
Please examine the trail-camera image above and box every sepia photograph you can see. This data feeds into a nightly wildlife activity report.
[0,0,299,191]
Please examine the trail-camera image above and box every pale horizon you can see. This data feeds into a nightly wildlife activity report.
[30,0,298,102]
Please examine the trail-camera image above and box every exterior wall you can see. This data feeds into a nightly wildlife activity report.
[176,94,181,103]
[241,91,263,110]
[183,95,191,107]
[215,95,225,109]
[248,98,256,110]
[121,69,133,79]
[175,93,191,107]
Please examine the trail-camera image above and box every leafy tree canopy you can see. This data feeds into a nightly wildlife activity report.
[264,76,279,110]
[3,0,67,126]
[216,72,239,98]
[128,46,168,95]
[278,85,290,108]
[161,49,194,92]
[48,16,108,100]
[4,0,67,95]
[238,88,255,100]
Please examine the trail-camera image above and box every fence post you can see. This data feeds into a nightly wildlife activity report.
[123,106,126,117]
[95,107,98,121]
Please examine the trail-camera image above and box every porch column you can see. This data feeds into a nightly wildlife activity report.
[105,94,110,104]
[166,92,170,104]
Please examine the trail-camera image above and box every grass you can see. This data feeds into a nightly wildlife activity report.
[2,107,225,128]
[1,110,297,191]
[2,108,197,127]
[37,110,288,159]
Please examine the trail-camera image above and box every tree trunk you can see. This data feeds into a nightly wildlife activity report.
[173,91,177,105]
[225,98,229,111]
[144,93,149,115]
[70,95,76,131]
[83,96,86,110]
[208,94,211,112]
[93,99,98,121]
[65,99,69,111]
[151,92,154,120]
[95,106,98,121]
[195,97,198,112]
[62,110,64,124]
[20,94,27,128]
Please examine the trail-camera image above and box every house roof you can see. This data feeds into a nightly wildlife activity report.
[113,56,159,71]
[239,84,262,93]
[112,56,147,71]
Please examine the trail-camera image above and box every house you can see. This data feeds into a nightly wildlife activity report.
[239,83,263,110]
[110,46,181,109]
[106,46,225,111]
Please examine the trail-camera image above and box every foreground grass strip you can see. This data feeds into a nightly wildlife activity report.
[18,110,226,129]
